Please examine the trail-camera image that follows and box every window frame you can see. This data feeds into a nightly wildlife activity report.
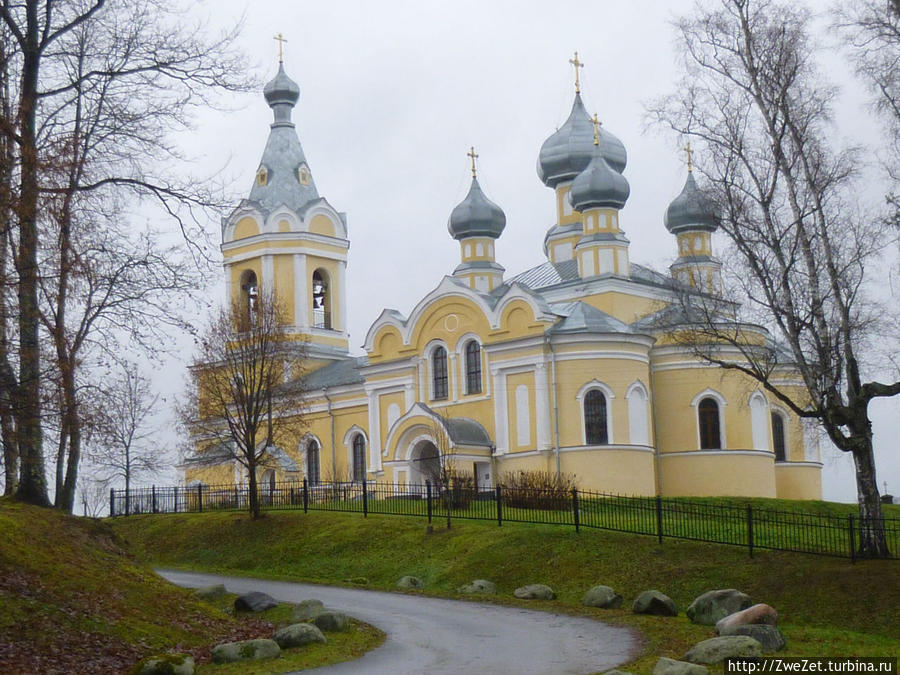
[431,345,449,400]
[352,434,366,482]
[464,339,482,395]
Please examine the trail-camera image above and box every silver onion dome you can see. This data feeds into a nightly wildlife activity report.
[537,93,627,188]
[664,172,719,234]
[569,143,630,211]
[448,177,507,240]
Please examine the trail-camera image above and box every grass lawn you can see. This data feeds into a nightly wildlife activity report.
[111,506,900,674]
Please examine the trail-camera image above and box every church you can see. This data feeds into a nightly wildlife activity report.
[183,53,823,500]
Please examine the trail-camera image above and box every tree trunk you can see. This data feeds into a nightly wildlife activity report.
[57,369,82,513]
[247,457,260,519]
[852,436,889,557]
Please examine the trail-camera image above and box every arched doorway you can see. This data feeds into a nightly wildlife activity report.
[260,469,276,505]
[409,439,441,486]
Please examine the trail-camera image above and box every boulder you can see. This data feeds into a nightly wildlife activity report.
[193,584,226,601]
[716,603,777,633]
[457,579,497,595]
[312,610,350,632]
[291,599,325,622]
[211,639,281,664]
[132,654,195,675]
[632,590,678,616]
[582,585,623,609]
[234,591,278,613]
[718,625,786,652]
[652,657,709,675]
[684,636,763,664]
[396,575,425,590]
[513,584,556,600]
[686,589,752,625]
[274,623,327,649]
[604,670,637,675]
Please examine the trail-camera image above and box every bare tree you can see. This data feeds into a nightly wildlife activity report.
[649,0,899,556]
[182,292,309,519]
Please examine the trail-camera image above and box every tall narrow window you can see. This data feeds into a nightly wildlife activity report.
[312,269,331,329]
[240,270,258,325]
[698,398,721,449]
[432,346,448,400]
[306,440,320,485]
[465,340,482,394]
[352,434,366,482]
[771,412,787,462]
[584,389,608,445]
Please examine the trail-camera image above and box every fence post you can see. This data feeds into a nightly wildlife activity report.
[197,483,203,513]
[848,515,856,563]
[426,481,433,525]
[572,488,580,533]
[747,504,754,558]
[152,486,157,514]
[303,478,309,514]
[362,480,368,518]
[174,487,178,513]
[109,488,115,517]
[656,495,664,543]
[496,484,503,527]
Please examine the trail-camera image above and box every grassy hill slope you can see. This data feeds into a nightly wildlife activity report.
[112,509,900,673]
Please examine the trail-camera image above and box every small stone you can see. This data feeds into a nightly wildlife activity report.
[719,625,786,652]
[291,599,325,622]
[396,575,425,589]
[633,590,678,616]
[274,623,327,649]
[716,603,778,633]
[513,584,556,600]
[211,639,280,664]
[684,636,763,664]
[234,591,278,613]
[686,589,752,625]
[582,585,623,609]
[193,584,226,600]
[457,579,497,595]
[312,610,350,632]
[652,656,709,675]
[133,654,195,675]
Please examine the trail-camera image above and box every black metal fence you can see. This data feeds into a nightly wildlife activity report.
[110,480,900,561]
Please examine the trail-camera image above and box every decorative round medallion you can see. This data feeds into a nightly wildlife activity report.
[443,314,459,333]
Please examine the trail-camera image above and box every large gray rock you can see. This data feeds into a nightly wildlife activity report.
[718,625,786,652]
[397,575,425,589]
[604,670,636,675]
[211,639,281,664]
[193,584,226,601]
[653,657,709,675]
[312,610,350,632]
[234,591,278,613]
[687,589,752,625]
[133,654,195,675]
[274,622,327,649]
[458,579,497,595]
[291,599,325,622]
[633,590,678,616]
[514,584,556,600]
[582,585,623,609]
[716,603,778,633]
[684,636,763,664]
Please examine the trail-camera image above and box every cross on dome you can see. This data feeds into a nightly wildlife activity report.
[569,51,584,93]
[274,33,287,63]
[467,146,479,178]
[684,140,694,173]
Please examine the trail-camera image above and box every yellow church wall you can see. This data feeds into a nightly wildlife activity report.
[371,327,403,362]
[555,184,581,226]
[409,298,493,353]
[580,292,664,324]
[273,254,295,324]
[309,214,336,237]
[184,462,233,486]
[232,217,259,241]
[559,448,656,495]
[223,239,348,262]
[505,371,537,452]
[495,300,545,338]
[378,391,406,448]
[278,219,291,233]
[229,260,262,300]
[774,463,822,500]
[497,452,551,477]
[659,451,776,497]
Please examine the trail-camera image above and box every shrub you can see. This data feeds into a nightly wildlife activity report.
[501,470,576,510]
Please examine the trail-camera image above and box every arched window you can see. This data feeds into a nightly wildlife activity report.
[698,398,721,449]
[771,412,787,462]
[584,389,608,445]
[312,269,331,329]
[465,340,482,395]
[306,440,320,485]
[352,434,366,482]
[432,346,448,400]
[239,270,258,325]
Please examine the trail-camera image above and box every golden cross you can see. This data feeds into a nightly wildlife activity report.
[684,140,694,172]
[591,113,601,146]
[569,51,584,94]
[467,146,479,178]
[274,33,287,64]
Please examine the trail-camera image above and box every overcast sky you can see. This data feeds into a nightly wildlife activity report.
[149,0,899,503]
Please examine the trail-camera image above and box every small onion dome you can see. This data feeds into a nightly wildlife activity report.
[263,63,300,109]
[569,144,630,211]
[664,172,719,234]
[537,93,627,188]
[448,177,506,240]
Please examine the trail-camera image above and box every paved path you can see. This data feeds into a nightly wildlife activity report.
[158,569,638,675]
